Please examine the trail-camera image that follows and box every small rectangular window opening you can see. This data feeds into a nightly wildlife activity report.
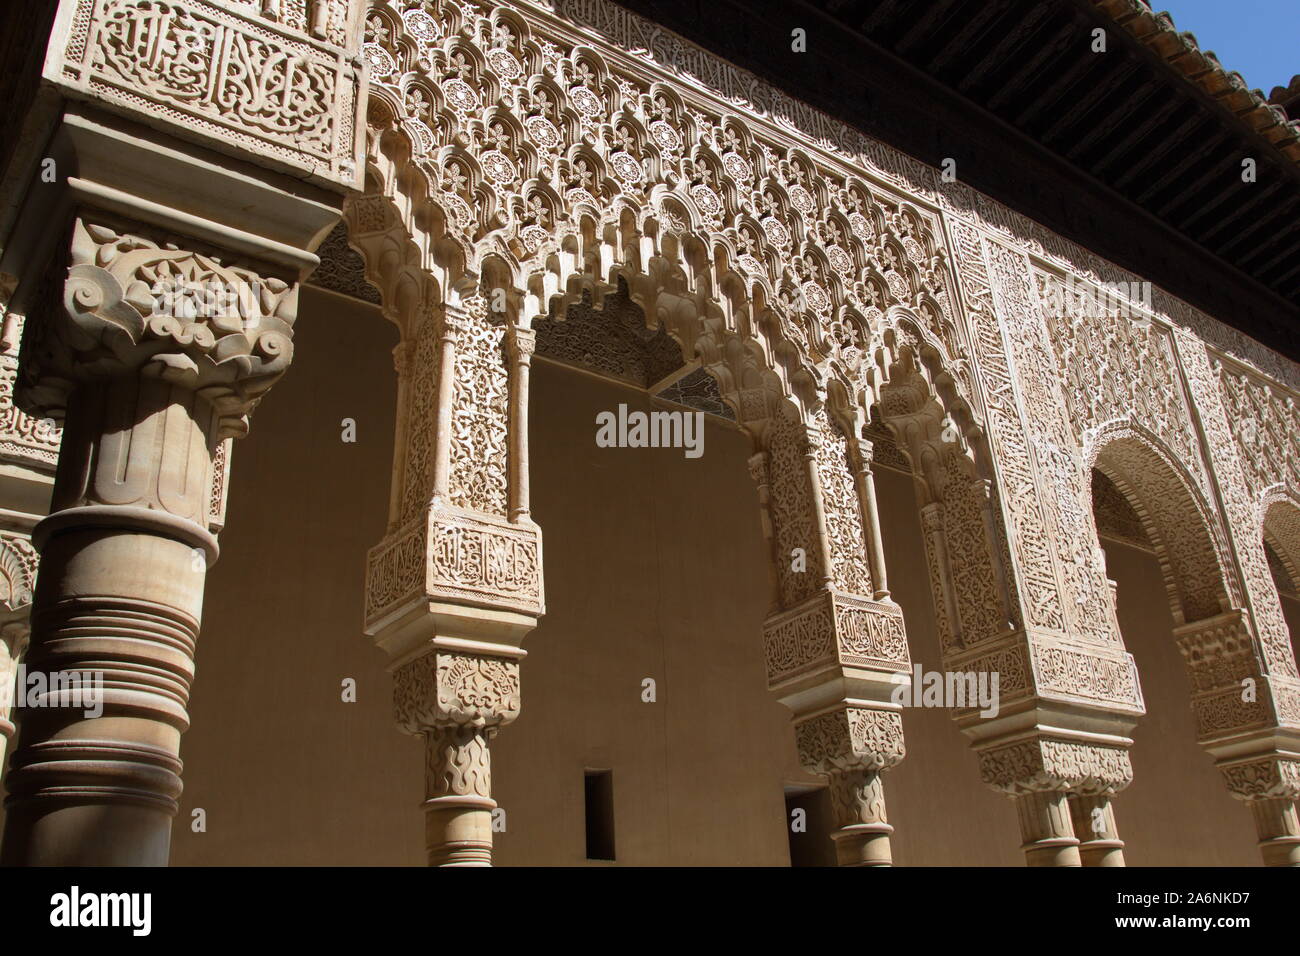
[584,769,615,861]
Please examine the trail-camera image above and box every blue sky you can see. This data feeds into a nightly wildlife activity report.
[1161,1,1298,94]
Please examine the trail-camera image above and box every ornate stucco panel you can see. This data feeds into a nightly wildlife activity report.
[1036,270,1208,498]
[983,238,1118,646]
[1218,365,1300,502]
[44,0,366,187]
[1177,336,1299,682]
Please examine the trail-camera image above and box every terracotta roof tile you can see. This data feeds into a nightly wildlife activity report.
[1094,0,1300,162]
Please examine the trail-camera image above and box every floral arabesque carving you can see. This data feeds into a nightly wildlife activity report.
[986,242,1116,645]
[393,650,522,733]
[394,650,521,801]
[978,737,1134,797]
[0,534,38,613]
[349,0,1300,862]
[1038,270,1207,500]
[1179,343,1298,681]
[794,706,905,776]
[18,218,297,440]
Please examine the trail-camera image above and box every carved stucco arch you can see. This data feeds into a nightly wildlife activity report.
[349,0,1196,866]
[868,310,1017,652]
[355,0,977,431]
[1087,422,1238,629]
[1262,493,1300,606]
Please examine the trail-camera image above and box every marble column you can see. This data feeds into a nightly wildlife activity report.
[0,214,302,865]
[1068,792,1126,866]
[363,297,544,867]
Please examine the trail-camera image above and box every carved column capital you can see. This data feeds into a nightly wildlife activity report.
[393,650,522,736]
[978,736,1134,796]
[793,704,905,777]
[505,325,536,361]
[19,217,298,440]
[1220,757,1300,865]
[1175,610,1300,740]
[1220,756,1300,802]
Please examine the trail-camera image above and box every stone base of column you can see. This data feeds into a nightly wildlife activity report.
[830,822,894,866]
[1077,838,1125,867]
[424,794,496,867]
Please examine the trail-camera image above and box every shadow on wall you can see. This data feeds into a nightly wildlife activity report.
[1102,539,1259,866]
[871,466,1026,866]
[170,287,425,866]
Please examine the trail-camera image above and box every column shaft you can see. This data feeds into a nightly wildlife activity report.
[1068,793,1126,867]
[827,768,893,866]
[1,375,215,865]
[1249,797,1300,867]
[1015,789,1082,867]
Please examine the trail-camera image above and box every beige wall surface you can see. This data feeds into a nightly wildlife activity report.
[492,362,800,865]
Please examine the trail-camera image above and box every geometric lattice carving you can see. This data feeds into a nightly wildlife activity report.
[308,222,381,304]
[654,366,733,421]
[535,283,684,389]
